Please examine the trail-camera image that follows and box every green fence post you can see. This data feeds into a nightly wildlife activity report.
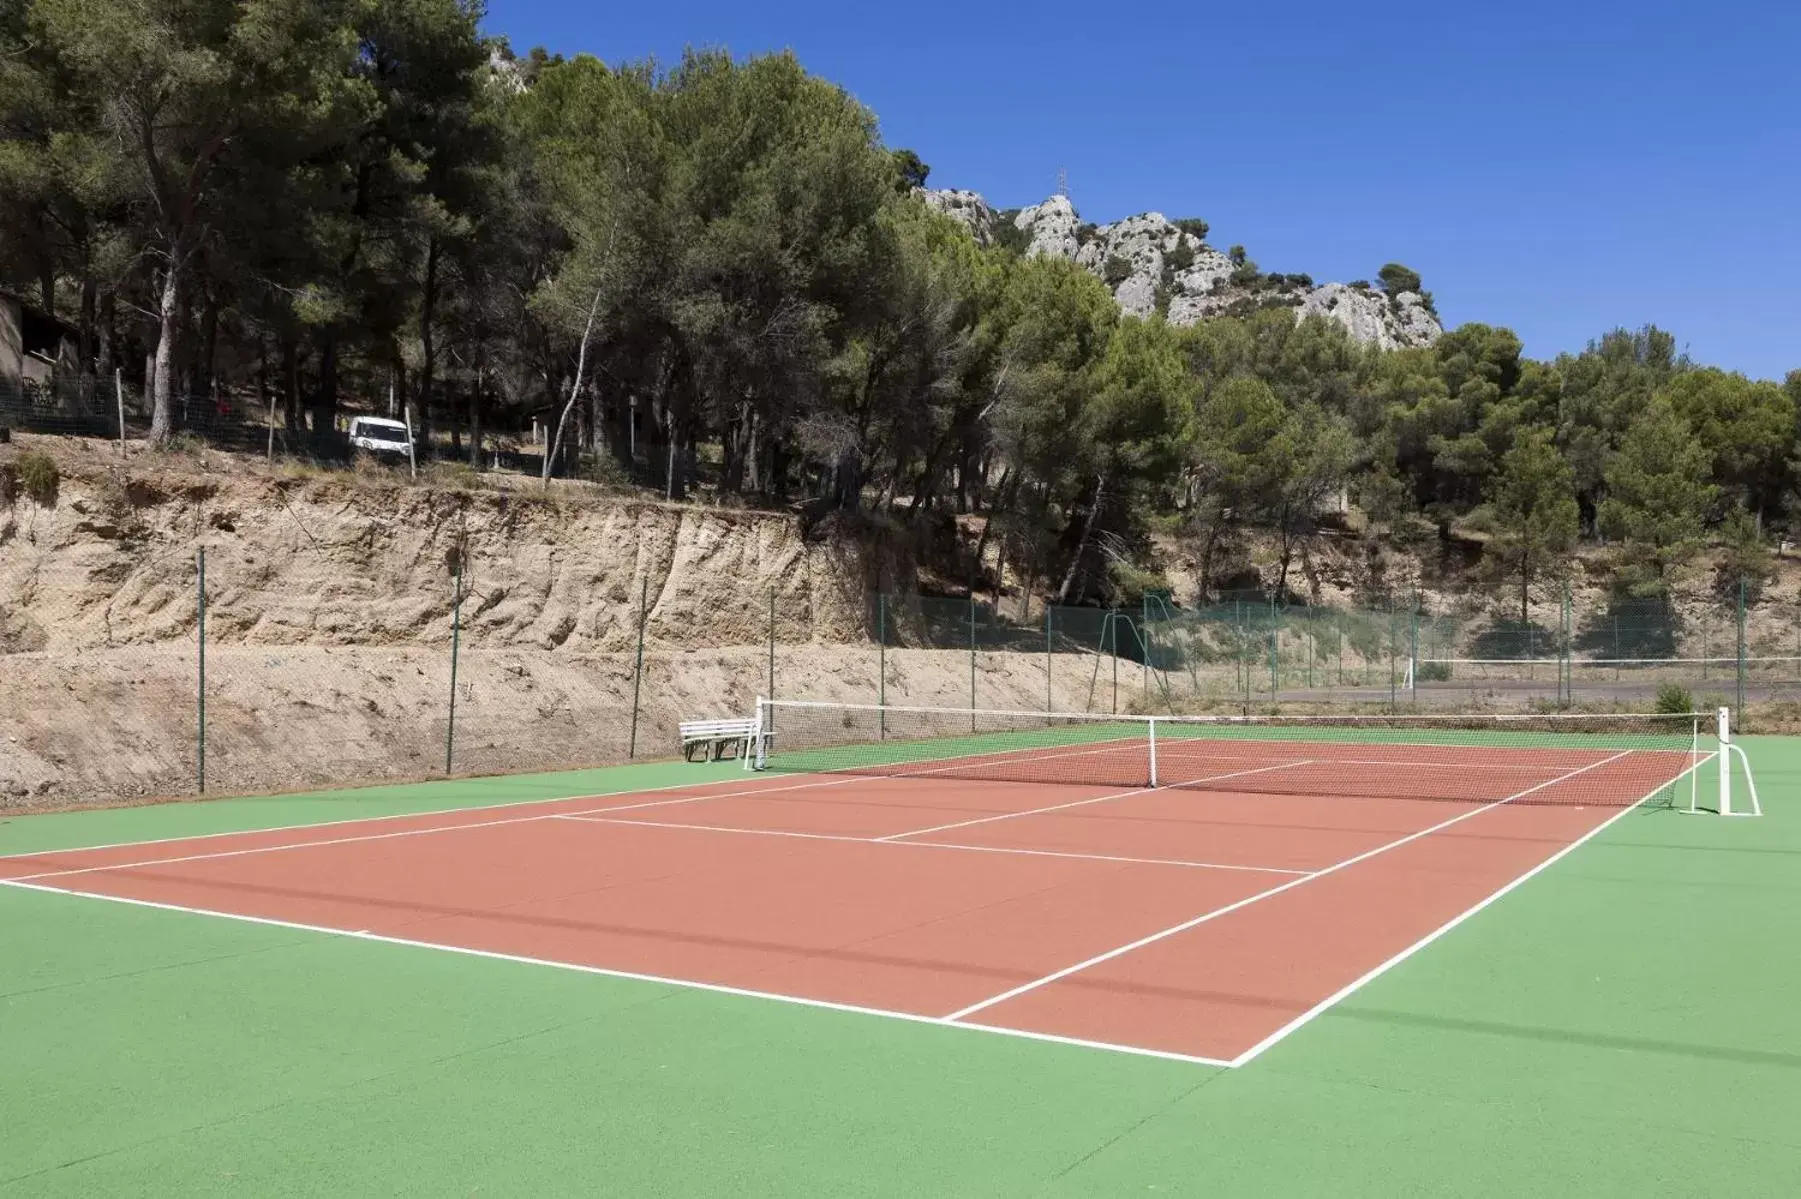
[1561,581,1572,708]
[1307,607,1314,689]
[1268,597,1278,700]
[445,560,462,775]
[877,594,887,737]
[1738,579,1748,717]
[1410,593,1420,708]
[1045,607,1053,714]
[1388,604,1398,713]
[629,575,648,758]
[196,547,206,794]
[767,586,776,709]
[1141,596,1150,699]
[968,592,977,728]
[1102,612,1116,712]
[1702,619,1710,682]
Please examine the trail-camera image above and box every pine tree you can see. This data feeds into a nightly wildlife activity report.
[1597,399,1717,594]
[1485,428,1578,624]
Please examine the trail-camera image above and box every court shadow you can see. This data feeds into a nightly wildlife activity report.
[1327,1005,1801,1071]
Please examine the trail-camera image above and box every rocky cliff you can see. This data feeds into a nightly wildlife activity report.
[917,189,1443,351]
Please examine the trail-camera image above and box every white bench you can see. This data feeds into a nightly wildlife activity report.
[680,718,760,763]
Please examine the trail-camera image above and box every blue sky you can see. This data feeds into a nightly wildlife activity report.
[486,0,1799,380]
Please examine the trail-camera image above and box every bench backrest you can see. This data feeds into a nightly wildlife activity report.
[680,719,757,737]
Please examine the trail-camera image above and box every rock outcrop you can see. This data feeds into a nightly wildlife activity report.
[918,188,1444,350]
[915,188,999,246]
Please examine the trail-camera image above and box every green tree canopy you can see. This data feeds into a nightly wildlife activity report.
[1597,397,1718,594]
[1484,427,1579,624]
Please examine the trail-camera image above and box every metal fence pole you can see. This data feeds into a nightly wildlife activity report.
[767,587,776,726]
[629,575,648,758]
[1738,579,1748,717]
[196,547,206,795]
[968,592,977,728]
[1560,581,1572,708]
[1045,607,1054,715]
[1239,602,1249,714]
[1307,607,1314,690]
[877,593,887,737]
[1388,604,1398,713]
[1111,612,1119,715]
[1410,593,1420,708]
[445,561,462,775]
[1268,597,1278,699]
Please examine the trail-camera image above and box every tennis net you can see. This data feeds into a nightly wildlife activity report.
[749,700,1715,807]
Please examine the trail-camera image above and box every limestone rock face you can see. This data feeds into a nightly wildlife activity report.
[917,187,1443,348]
[915,188,999,246]
[1012,195,1081,261]
[1296,284,1442,351]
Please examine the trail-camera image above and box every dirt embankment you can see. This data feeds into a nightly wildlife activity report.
[0,439,1094,810]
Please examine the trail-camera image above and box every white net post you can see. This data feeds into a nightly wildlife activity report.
[1148,717,1159,788]
[749,696,770,771]
[1688,716,1700,814]
[1718,707,1732,817]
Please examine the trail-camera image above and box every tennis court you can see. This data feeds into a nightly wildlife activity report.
[0,707,1718,1067]
[4,706,1798,1194]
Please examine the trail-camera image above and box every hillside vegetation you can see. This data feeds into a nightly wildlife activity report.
[2,2,1798,628]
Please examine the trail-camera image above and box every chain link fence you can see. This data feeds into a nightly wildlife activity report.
[7,516,1801,810]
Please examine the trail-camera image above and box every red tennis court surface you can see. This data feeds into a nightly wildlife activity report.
[0,740,1696,1066]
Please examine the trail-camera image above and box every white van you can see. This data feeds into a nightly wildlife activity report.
[347,416,412,460]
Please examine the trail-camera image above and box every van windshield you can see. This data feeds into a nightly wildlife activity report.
[356,423,408,444]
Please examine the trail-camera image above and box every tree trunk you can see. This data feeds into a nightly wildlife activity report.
[96,290,116,384]
[469,366,482,467]
[78,279,98,398]
[1057,471,1108,605]
[311,330,339,441]
[418,238,440,454]
[281,335,302,431]
[148,262,183,444]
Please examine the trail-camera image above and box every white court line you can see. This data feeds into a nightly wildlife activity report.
[1226,751,1718,1067]
[2,736,1233,884]
[0,728,1146,868]
[876,760,1314,841]
[0,768,837,863]
[553,813,1308,876]
[3,772,912,883]
[0,877,1233,1070]
[941,749,1637,1023]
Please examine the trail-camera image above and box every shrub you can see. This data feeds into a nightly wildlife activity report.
[991,220,1032,256]
[1076,222,1100,246]
[1228,244,1247,266]
[1103,255,1133,286]
[16,451,58,506]
[1654,683,1695,715]
[1164,237,1196,273]
[0,461,17,506]
[1174,217,1210,240]
[1378,262,1423,295]
[1415,660,1453,683]
[1349,279,1372,290]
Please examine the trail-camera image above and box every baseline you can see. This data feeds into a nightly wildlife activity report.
[0,876,1236,1069]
